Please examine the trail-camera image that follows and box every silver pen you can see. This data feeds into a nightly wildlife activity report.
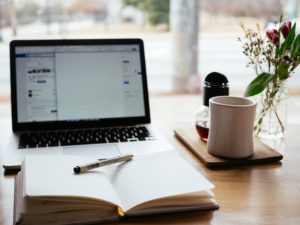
[73,154,134,174]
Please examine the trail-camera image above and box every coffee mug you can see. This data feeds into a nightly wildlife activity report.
[207,96,257,159]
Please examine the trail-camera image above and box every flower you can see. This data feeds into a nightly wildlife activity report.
[239,17,300,136]
[281,21,292,39]
[266,29,279,45]
[239,18,300,97]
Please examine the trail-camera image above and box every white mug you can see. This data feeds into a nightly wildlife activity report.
[207,96,257,159]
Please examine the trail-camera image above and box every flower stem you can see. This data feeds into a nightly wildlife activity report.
[270,101,285,133]
[254,82,285,136]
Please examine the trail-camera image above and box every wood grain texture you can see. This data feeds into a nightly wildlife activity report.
[174,128,283,168]
[1,95,300,225]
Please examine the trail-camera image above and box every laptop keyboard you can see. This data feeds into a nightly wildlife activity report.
[18,126,155,149]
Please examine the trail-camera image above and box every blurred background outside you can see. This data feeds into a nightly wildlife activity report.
[0,0,300,96]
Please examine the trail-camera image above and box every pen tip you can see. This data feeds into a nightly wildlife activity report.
[73,166,81,174]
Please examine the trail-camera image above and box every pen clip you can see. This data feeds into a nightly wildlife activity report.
[97,158,107,161]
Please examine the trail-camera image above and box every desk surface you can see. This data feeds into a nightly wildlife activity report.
[1,95,300,225]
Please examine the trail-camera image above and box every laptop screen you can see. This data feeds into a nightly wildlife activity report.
[10,39,150,131]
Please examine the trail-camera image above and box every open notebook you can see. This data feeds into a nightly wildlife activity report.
[14,151,218,225]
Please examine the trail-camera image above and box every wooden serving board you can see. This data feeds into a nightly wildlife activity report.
[174,128,283,169]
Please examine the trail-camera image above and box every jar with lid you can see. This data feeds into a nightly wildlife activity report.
[195,72,229,141]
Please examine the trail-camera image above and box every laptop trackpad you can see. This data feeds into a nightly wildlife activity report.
[62,144,121,159]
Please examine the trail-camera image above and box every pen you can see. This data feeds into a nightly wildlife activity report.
[73,154,134,174]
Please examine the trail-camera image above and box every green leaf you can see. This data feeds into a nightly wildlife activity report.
[284,23,296,49]
[278,23,296,55]
[277,64,290,80]
[291,34,300,58]
[244,73,275,97]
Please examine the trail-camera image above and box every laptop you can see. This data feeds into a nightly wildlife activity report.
[3,39,173,170]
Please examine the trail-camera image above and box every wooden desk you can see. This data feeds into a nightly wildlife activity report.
[1,95,300,225]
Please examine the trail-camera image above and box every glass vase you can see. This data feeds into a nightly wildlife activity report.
[254,80,288,139]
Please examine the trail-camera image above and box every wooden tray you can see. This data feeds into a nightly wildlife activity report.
[174,128,283,169]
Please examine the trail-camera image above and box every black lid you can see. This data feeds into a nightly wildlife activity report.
[203,72,229,106]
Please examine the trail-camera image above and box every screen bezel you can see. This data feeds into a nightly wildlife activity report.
[10,39,151,132]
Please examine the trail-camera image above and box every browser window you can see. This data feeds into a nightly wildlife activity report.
[15,45,145,123]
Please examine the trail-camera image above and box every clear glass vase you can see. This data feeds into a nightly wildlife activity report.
[254,81,288,139]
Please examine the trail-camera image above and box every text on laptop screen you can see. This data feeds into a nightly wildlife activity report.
[15,45,145,123]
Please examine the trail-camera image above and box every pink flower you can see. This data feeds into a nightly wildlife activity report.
[266,29,279,45]
[281,21,292,39]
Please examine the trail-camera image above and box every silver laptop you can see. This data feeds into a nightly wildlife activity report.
[3,39,173,170]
